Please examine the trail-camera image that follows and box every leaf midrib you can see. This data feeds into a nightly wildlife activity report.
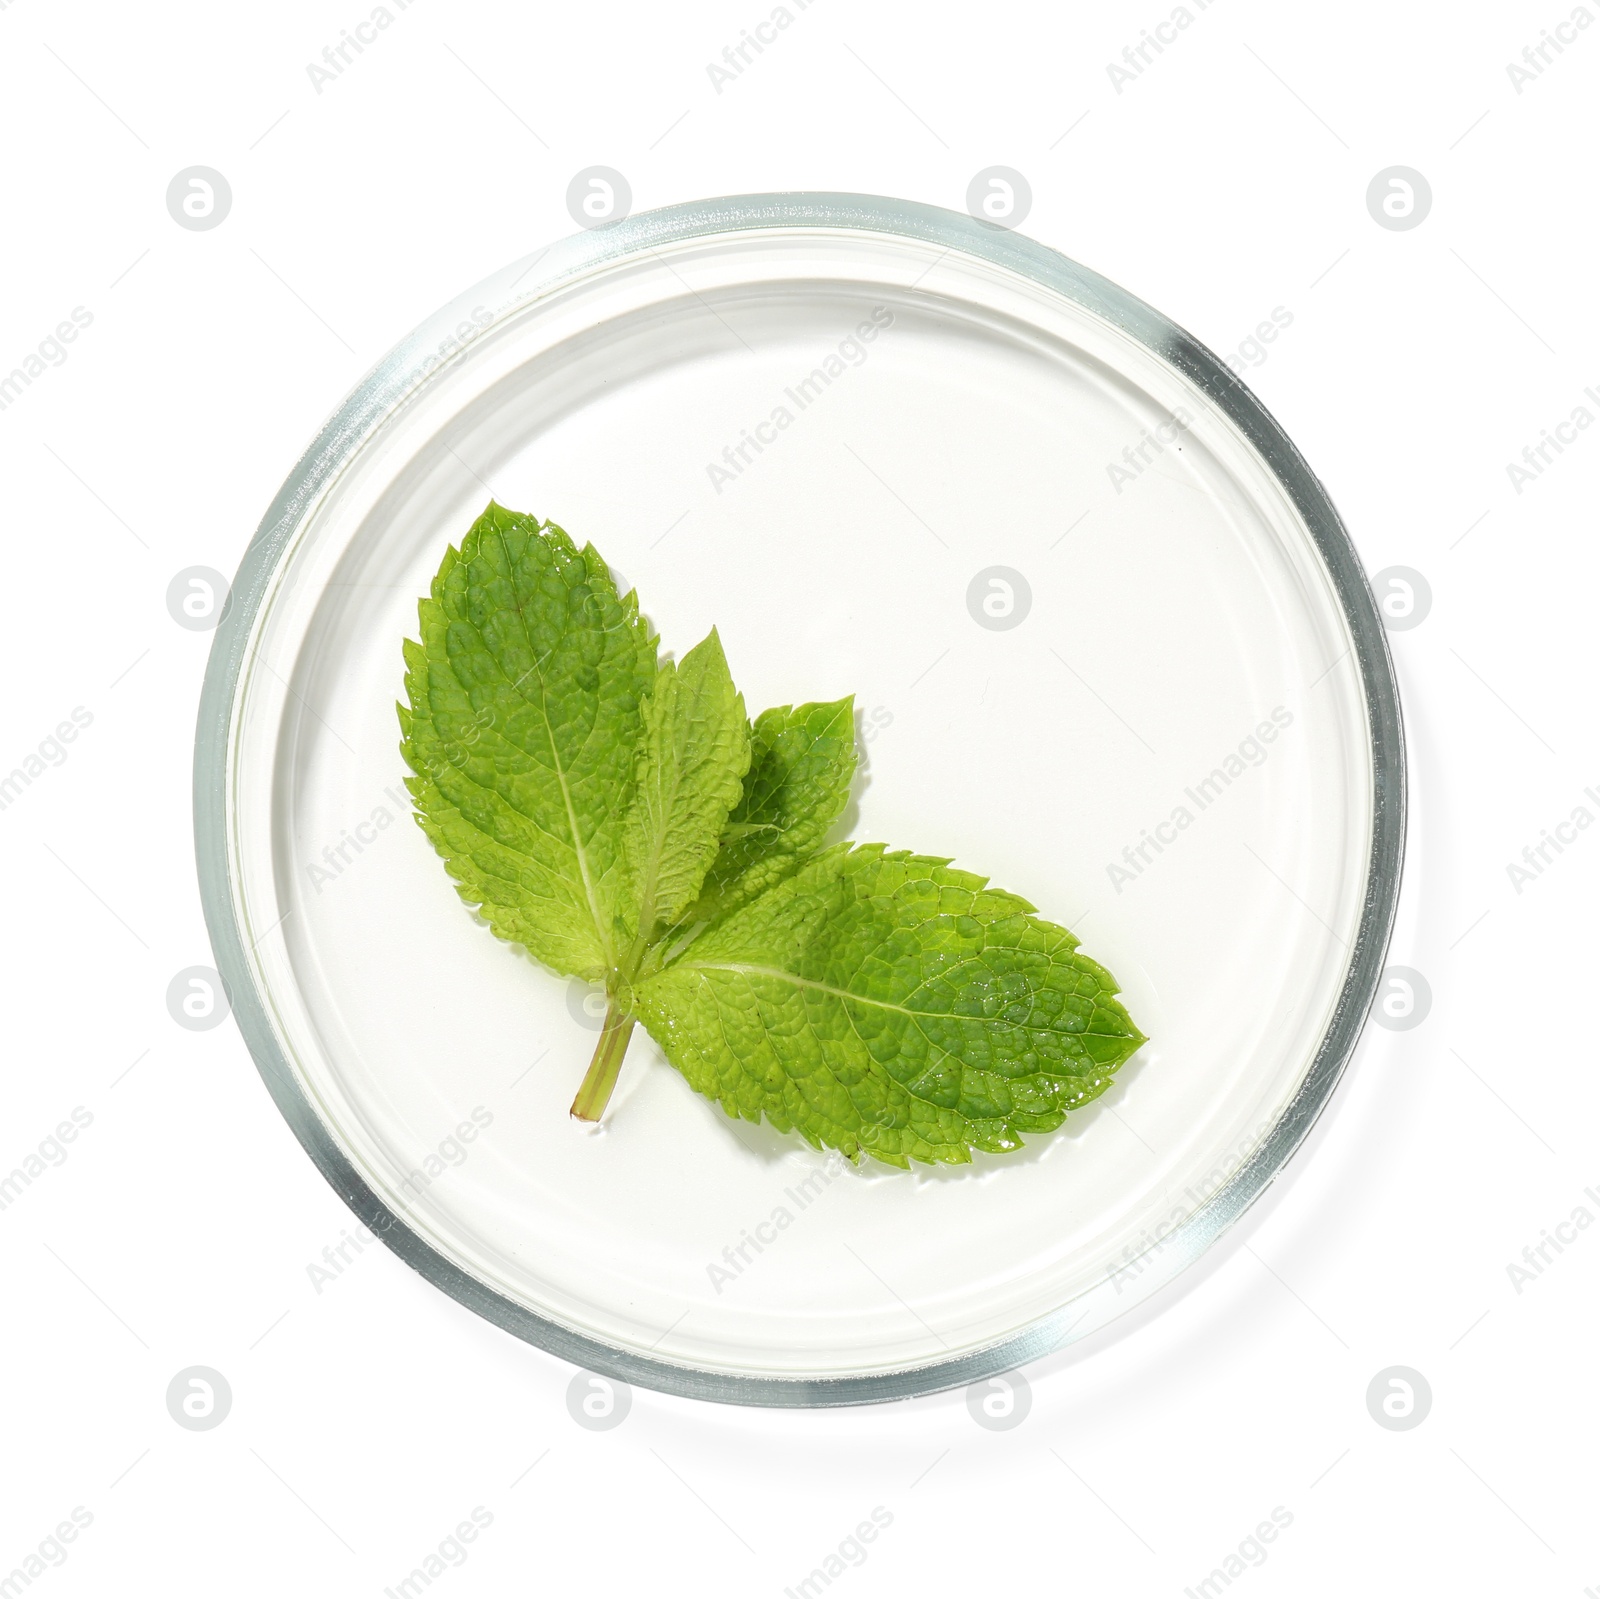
[632,702,686,942]
[671,960,1130,1039]
[496,526,612,968]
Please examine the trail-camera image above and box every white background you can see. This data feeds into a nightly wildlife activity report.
[1,1,1596,1595]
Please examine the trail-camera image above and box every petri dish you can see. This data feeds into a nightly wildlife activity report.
[195,194,1404,1406]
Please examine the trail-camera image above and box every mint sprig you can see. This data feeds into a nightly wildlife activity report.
[400,504,1145,1167]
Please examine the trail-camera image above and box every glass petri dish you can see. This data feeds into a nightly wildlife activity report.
[195,194,1403,1406]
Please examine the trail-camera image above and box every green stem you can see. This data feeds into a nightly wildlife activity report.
[570,1001,637,1122]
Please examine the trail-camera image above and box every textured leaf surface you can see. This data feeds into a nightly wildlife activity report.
[634,845,1145,1166]
[402,505,1149,1162]
[399,503,657,981]
[621,630,750,940]
[689,697,856,924]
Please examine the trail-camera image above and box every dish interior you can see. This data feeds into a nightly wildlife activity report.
[229,224,1372,1380]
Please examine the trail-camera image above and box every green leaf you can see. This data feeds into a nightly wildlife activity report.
[403,504,1148,1160]
[621,629,751,942]
[399,503,657,981]
[634,845,1146,1167]
[688,697,857,924]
